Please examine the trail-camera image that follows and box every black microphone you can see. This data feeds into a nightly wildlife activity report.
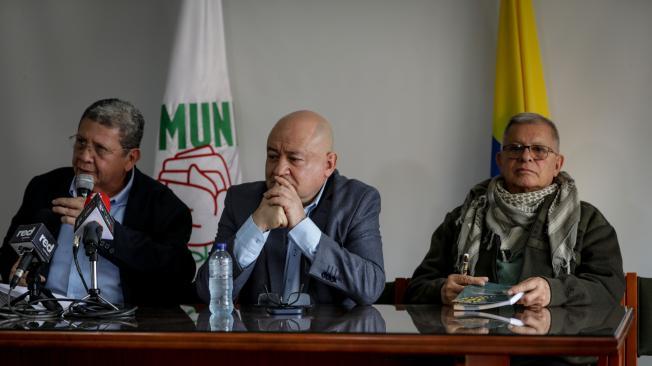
[11,252,35,288]
[82,221,103,255]
[8,223,58,289]
[75,174,94,198]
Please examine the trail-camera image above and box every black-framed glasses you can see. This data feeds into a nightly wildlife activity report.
[502,143,557,161]
[258,285,310,308]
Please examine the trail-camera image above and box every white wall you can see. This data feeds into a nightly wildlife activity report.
[222,0,500,281]
[0,0,179,204]
[536,0,652,284]
[0,3,650,358]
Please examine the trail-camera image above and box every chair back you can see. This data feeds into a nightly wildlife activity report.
[624,272,638,366]
[376,277,411,305]
[638,276,652,357]
[393,277,410,305]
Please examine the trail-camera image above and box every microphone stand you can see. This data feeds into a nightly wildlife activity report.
[80,239,119,311]
[11,263,62,311]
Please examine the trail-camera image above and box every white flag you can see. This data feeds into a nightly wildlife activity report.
[154,0,241,270]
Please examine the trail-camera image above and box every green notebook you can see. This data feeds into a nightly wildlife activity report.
[452,282,523,311]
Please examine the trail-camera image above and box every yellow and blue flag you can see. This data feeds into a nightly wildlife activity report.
[491,0,549,176]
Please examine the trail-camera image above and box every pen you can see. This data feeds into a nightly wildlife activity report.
[461,253,469,276]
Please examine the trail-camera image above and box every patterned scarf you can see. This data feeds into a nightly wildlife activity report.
[455,172,580,277]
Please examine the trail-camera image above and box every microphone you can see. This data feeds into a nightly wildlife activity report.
[82,222,103,255]
[12,252,35,288]
[8,223,58,289]
[73,192,115,244]
[75,174,94,198]
[83,222,103,245]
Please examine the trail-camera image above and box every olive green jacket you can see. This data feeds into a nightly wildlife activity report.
[406,181,625,306]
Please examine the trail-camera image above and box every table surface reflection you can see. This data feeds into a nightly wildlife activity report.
[0,304,631,335]
[0,304,630,334]
[0,304,633,361]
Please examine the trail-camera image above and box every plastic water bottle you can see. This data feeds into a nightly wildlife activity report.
[209,242,234,314]
[209,310,234,332]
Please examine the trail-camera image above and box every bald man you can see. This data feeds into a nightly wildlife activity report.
[196,111,385,306]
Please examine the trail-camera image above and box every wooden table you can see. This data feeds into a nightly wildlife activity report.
[0,304,633,366]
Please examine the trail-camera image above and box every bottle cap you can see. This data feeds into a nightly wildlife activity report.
[215,242,227,251]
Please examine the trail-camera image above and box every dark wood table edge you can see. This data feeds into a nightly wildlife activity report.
[0,308,632,358]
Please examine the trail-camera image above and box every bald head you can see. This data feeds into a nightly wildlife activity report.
[269,110,333,153]
[265,110,338,204]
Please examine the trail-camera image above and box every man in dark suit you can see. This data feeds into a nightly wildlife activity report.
[196,110,385,306]
[0,98,195,306]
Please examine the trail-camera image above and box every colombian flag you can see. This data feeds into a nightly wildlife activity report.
[491,0,550,176]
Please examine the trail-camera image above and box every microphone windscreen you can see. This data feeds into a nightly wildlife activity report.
[82,221,103,247]
[75,174,94,197]
[8,223,58,264]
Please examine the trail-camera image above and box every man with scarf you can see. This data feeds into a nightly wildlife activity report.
[406,113,624,308]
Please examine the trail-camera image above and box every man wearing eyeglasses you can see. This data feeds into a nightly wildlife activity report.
[0,98,195,306]
[196,110,385,307]
[406,112,624,309]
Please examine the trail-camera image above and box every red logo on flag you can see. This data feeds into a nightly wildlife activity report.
[157,146,232,254]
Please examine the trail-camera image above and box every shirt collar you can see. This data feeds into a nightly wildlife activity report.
[304,181,327,215]
[68,169,135,207]
[110,169,135,207]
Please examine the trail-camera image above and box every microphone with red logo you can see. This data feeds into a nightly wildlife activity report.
[8,223,58,289]
[71,193,120,311]
[73,192,115,249]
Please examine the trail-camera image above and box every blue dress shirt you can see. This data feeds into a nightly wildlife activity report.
[45,170,134,305]
[233,183,326,300]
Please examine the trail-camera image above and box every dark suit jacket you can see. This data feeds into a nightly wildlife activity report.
[0,167,195,306]
[196,171,385,307]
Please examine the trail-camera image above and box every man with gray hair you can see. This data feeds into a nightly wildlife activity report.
[407,112,624,310]
[0,98,195,306]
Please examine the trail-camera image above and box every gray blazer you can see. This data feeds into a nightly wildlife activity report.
[196,171,385,306]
